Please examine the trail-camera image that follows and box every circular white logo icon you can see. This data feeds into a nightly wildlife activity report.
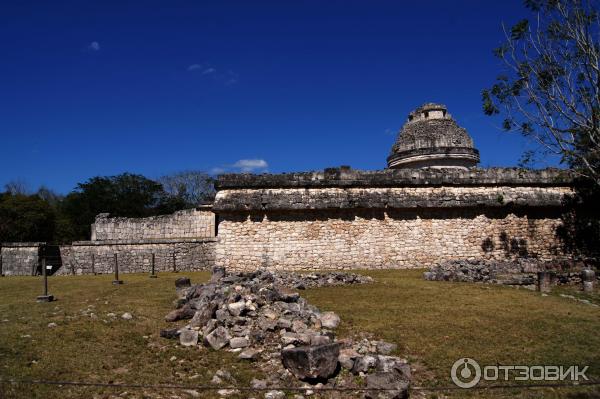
[451,358,481,388]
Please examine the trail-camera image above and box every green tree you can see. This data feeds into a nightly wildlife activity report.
[483,0,600,184]
[484,0,600,259]
[0,192,55,242]
[61,173,170,240]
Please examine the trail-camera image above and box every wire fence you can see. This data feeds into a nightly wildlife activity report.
[1,377,600,393]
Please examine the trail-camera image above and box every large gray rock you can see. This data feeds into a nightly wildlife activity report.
[179,329,199,347]
[229,337,250,349]
[227,301,246,317]
[338,348,359,370]
[190,302,218,327]
[352,355,377,374]
[319,312,340,329]
[239,348,260,360]
[204,326,231,350]
[281,343,340,380]
[376,356,411,380]
[164,305,195,322]
[364,372,409,399]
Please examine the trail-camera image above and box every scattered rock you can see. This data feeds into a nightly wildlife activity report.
[424,258,596,288]
[179,329,199,347]
[281,343,340,380]
[251,378,268,389]
[165,305,195,322]
[227,301,246,317]
[365,371,409,399]
[204,326,232,350]
[160,328,180,339]
[47,322,57,328]
[352,355,377,374]
[162,267,409,397]
[183,389,201,398]
[239,348,260,360]
[121,312,133,320]
[217,389,239,396]
[318,312,340,329]
[264,391,285,399]
[376,341,397,355]
[338,348,358,370]
[229,337,249,349]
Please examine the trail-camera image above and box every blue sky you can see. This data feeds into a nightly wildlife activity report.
[0,0,558,194]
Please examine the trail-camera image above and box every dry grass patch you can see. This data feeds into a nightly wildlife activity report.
[1,269,600,398]
[302,269,600,398]
[0,272,261,399]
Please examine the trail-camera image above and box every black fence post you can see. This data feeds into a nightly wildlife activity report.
[150,253,157,278]
[172,252,177,273]
[36,256,54,302]
[91,253,95,275]
[112,253,123,285]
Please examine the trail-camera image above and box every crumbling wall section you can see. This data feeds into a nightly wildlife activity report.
[57,239,216,275]
[0,243,43,276]
[93,207,215,241]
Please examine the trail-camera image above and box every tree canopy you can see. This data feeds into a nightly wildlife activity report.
[0,171,216,243]
[483,0,600,185]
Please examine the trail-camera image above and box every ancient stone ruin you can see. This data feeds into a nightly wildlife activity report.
[387,103,480,169]
[162,268,410,398]
[0,103,574,275]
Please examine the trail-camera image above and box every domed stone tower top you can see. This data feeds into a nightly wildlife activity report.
[387,103,480,169]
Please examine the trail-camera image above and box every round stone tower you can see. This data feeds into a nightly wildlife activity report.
[387,103,480,169]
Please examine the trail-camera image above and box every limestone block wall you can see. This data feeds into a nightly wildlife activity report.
[214,168,572,271]
[93,207,215,241]
[215,208,563,271]
[0,243,43,276]
[57,239,216,275]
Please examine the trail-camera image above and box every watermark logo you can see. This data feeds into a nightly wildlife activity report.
[451,358,481,388]
[451,358,589,388]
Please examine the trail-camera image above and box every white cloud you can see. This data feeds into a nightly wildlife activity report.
[209,159,269,175]
[187,63,215,75]
[232,159,268,172]
[88,41,100,51]
[187,63,238,85]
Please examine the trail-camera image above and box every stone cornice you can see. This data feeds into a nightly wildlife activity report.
[215,167,573,190]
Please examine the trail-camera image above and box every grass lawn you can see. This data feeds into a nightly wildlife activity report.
[1,270,599,398]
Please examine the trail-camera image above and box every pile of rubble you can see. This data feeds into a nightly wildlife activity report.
[423,258,598,287]
[161,268,410,398]
[423,258,539,285]
[271,271,373,290]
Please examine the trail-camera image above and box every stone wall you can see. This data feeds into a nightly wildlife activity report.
[0,243,43,276]
[93,207,215,241]
[215,208,563,271]
[214,168,572,271]
[54,206,219,275]
[57,239,216,275]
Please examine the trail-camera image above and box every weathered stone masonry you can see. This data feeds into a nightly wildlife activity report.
[0,243,43,276]
[57,239,215,275]
[92,208,215,241]
[213,168,572,271]
[56,207,216,275]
